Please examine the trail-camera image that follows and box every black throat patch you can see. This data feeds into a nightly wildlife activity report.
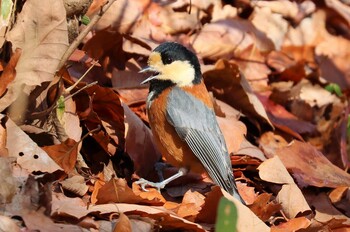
[148,79,175,103]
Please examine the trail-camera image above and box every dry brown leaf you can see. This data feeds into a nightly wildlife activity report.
[258,93,316,137]
[3,0,68,111]
[60,175,89,197]
[51,192,206,231]
[204,59,272,128]
[96,178,165,205]
[114,213,132,232]
[112,59,148,89]
[221,188,270,232]
[58,97,82,142]
[132,182,166,204]
[248,193,282,222]
[5,116,62,173]
[217,116,246,155]
[237,140,266,161]
[261,138,350,188]
[83,85,125,155]
[305,192,350,227]
[123,103,161,177]
[177,190,205,221]
[277,185,312,218]
[258,156,311,218]
[0,157,16,204]
[0,49,21,97]
[329,187,350,217]
[42,139,79,173]
[155,6,199,34]
[0,215,20,232]
[196,186,223,224]
[271,217,311,232]
[191,19,274,60]
[68,49,99,66]
[96,178,142,204]
[234,45,271,91]
[251,6,289,49]
[325,0,350,26]
[90,172,105,204]
[91,0,148,33]
[212,1,237,21]
[22,209,86,231]
[0,116,8,157]
[237,183,257,205]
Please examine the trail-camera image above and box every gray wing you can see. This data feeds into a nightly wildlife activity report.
[166,87,242,201]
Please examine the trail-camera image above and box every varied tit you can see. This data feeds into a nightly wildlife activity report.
[136,42,244,204]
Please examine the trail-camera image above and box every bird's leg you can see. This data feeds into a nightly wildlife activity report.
[154,162,171,181]
[135,167,187,192]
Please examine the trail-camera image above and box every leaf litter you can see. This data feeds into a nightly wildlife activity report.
[0,0,350,231]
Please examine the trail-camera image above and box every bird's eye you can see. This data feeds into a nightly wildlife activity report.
[163,56,173,65]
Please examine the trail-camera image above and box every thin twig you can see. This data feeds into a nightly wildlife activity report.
[64,81,98,102]
[56,0,117,72]
[65,60,99,92]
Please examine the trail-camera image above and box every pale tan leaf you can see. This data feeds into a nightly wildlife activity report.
[258,156,294,184]
[258,156,311,218]
[221,189,270,232]
[0,215,20,232]
[251,6,289,49]
[0,157,16,203]
[191,19,274,60]
[325,0,350,26]
[51,192,206,231]
[271,217,311,232]
[60,175,89,197]
[3,0,68,111]
[5,116,62,173]
[277,184,311,218]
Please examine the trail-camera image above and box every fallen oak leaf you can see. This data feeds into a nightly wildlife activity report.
[258,156,312,219]
[271,217,311,232]
[0,49,21,97]
[248,193,282,222]
[3,0,68,111]
[96,178,165,205]
[50,192,206,232]
[4,115,62,173]
[114,213,132,232]
[42,138,79,173]
[203,59,273,129]
[260,134,350,188]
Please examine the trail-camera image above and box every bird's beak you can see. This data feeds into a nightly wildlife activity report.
[140,66,159,85]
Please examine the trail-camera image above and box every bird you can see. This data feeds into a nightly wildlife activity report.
[136,42,244,204]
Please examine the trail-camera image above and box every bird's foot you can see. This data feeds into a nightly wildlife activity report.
[135,178,166,192]
[135,168,187,192]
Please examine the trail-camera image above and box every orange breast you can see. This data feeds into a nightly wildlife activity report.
[147,81,213,174]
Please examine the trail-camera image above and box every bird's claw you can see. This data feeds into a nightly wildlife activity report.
[135,178,164,192]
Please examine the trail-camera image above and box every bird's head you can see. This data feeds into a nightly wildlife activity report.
[140,42,202,87]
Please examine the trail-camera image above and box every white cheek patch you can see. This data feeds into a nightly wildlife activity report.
[161,60,195,87]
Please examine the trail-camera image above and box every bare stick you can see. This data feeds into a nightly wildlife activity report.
[56,0,117,71]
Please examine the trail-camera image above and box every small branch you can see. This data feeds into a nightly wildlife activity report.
[56,0,117,72]
[65,60,99,93]
[64,81,98,102]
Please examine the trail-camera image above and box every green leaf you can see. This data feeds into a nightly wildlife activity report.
[1,0,13,22]
[215,197,238,232]
[80,15,90,25]
[325,83,343,97]
[56,95,65,121]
